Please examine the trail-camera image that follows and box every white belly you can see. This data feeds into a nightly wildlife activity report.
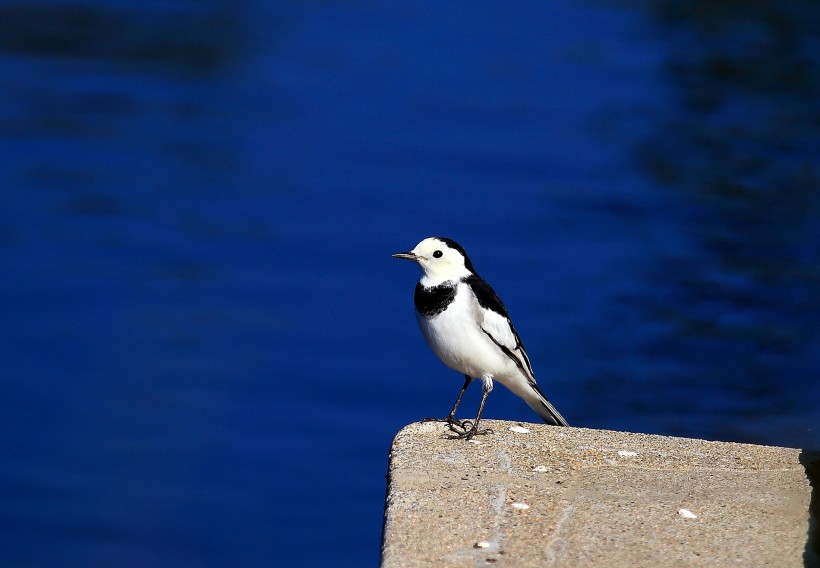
[416,284,518,380]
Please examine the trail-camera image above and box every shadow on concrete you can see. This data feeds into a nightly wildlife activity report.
[801,449,820,567]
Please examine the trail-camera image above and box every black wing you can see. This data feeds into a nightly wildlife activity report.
[466,275,535,381]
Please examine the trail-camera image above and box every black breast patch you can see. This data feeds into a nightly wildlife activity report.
[414,282,457,317]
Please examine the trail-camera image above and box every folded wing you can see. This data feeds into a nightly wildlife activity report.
[466,275,536,382]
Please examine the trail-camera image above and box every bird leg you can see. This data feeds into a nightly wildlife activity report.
[423,375,473,432]
[450,376,493,440]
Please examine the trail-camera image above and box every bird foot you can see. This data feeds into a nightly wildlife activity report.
[423,415,462,427]
[422,415,471,434]
[447,420,492,440]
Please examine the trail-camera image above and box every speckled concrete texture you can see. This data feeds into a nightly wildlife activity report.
[381,421,818,567]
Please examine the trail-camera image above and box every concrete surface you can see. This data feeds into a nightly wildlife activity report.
[381,421,819,567]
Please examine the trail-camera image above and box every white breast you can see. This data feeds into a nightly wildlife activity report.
[416,283,518,380]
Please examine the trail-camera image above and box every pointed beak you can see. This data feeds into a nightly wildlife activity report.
[392,251,418,261]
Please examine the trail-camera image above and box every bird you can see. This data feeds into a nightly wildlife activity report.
[393,236,569,439]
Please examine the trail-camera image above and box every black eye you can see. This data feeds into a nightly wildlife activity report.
[433,250,443,258]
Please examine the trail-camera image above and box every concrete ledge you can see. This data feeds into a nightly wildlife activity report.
[381,421,819,567]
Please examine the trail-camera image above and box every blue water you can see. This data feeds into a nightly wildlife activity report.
[1,0,819,565]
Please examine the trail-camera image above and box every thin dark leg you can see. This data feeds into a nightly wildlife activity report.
[423,375,473,432]
[452,380,493,440]
[447,375,473,419]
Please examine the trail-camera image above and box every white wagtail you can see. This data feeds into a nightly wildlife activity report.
[393,236,569,439]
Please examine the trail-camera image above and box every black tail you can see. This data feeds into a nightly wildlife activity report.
[530,384,569,426]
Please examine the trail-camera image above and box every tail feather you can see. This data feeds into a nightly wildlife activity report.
[528,384,569,427]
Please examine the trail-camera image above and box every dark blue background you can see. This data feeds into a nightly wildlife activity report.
[1,0,818,566]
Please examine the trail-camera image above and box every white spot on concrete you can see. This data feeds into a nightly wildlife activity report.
[468,439,482,445]
[445,539,499,561]
[618,450,638,457]
[532,465,550,473]
[677,508,698,519]
[511,502,530,510]
[442,487,505,562]
[509,425,530,434]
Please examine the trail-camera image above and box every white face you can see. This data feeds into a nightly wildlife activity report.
[406,237,472,285]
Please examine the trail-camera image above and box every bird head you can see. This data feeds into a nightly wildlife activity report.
[392,237,475,286]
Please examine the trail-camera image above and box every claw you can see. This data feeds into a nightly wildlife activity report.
[448,423,491,440]
[422,415,492,440]
[423,415,468,432]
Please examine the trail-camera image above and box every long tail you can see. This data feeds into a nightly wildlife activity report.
[528,384,569,426]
